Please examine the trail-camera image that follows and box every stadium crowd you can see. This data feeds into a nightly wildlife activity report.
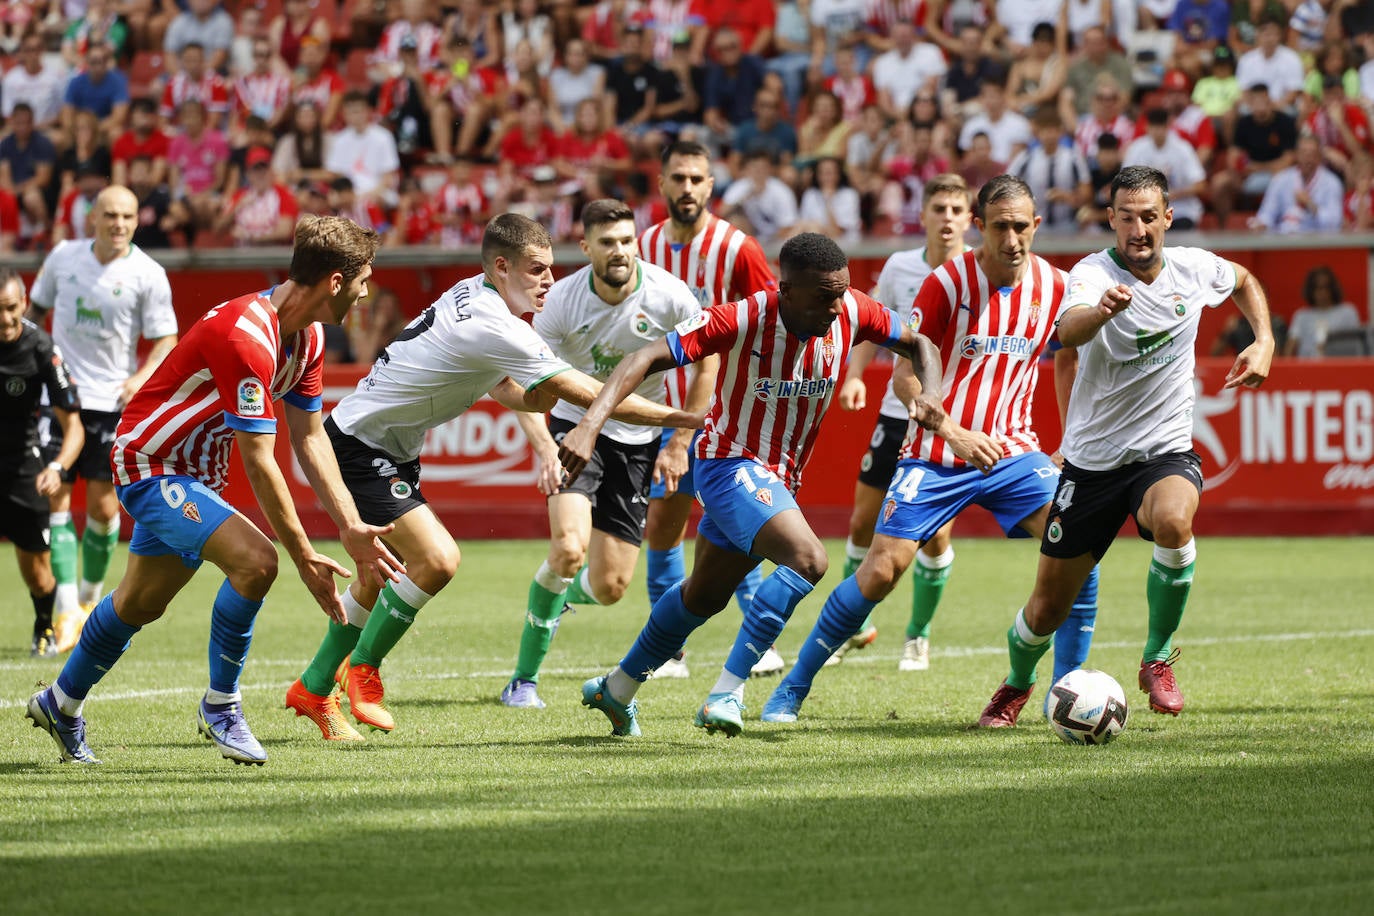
[2,0,1374,253]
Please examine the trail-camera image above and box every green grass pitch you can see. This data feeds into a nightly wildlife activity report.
[1,536,1371,915]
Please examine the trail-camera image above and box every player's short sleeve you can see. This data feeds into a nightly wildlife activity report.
[665,299,745,365]
[38,334,80,413]
[487,316,573,391]
[729,236,777,301]
[1193,248,1237,307]
[210,325,279,435]
[874,257,898,309]
[852,291,900,346]
[1063,257,1113,320]
[531,282,570,346]
[911,270,953,343]
[138,258,178,340]
[28,247,61,310]
[283,325,325,412]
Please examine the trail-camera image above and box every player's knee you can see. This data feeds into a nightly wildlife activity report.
[594,573,631,605]
[547,536,586,577]
[1150,514,1193,549]
[412,542,460,592]
[786,542,829,584]
[855,555,901,601]
[234,553,278,597]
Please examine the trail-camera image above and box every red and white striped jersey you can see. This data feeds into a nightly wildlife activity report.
[235,71,292,122]
[161,70,232,121]
[639,214,775,406]
[668,289,900,492]
[865,0,927,35]
[112,290,325,492]
[292,69,345,119]
[900,251,1067,468]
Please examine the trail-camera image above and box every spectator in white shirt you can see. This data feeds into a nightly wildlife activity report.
[797,156,863,242]
[1122,108,1206,229]
[1235,17,1305,109]
[1250,135,1344,234]
[324,91,401,205]
[720,150,800,243]
[1,34,68,133]
[871,21,947,120]
[957,69,1032,164]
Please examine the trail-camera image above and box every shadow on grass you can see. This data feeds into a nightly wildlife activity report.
[1,753,1371,916]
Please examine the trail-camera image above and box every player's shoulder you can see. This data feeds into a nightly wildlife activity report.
[38,239,80,270]
[880,246,928,276]
[1164,245,1226,271]
[1069,247,1117,277]
[124,244,170,278]
[1031,253,1070,284]
[17,318,54,352]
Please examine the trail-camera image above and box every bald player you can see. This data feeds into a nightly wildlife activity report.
[27,185,178,653]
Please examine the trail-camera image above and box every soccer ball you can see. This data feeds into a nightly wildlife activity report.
[1047,669,1129,745]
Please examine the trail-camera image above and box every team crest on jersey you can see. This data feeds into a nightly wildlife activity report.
[5,377,25,396]
[674,312,710,335]
[390,479,413,499]
[821,331,836,363]
[630,311,656,340]
[1170,294,1186,316]
[1029,299,1042,326]
[237,378,266,416]
[882,499,897,523]
[182,501,202,523]
[755,488,773,506]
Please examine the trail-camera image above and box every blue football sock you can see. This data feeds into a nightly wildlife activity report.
[646,545,685,607]
[782,575,878,693]
[735,564,762,615]
[723,566,814,679]
[207,580,263,698]
[1052,566,1099,685]
[56,594,139,703]
[619,581,709,682]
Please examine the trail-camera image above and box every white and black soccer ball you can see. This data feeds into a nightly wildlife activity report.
[1047,669,1129,745]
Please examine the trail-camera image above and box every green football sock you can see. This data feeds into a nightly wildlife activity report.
[907,548,954,640]
[513,562,571,682]
[301,620,363,695]
[1144,555,1195,662]
[563,566,602,605]
[1006,609,1053,690]
[80,516,121,594]
[351,576,433,668]
[50,513,77,587]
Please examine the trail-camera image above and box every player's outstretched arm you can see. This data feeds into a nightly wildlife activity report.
[236,428,350,623]
[552,340,695,482]
[892,355,1002,473]
[886,325,947,426]
[1057,284,1133,347]
[284,404,403,591]
[490,377,558,413]
[36,407,85,497]
[1224,263,1275,390]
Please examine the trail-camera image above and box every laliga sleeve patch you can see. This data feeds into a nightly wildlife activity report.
[237,377,267,417]
[674,312,710,335]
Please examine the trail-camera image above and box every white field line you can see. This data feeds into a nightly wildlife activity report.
[2,628,1371,711]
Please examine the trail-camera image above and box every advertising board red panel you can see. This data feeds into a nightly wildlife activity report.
[222,357,1374,541]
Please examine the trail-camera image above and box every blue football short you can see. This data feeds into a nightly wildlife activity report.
[874,452,1061,545]
[649,428,701,500]
[693,456,799,557]
[118,475,238,570]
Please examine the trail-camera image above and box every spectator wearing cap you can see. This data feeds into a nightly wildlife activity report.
[52,160,110,244]
[719,149,798,243]
[62,43,129,143]
[1305,74,1374,182]
[1071,74,1135,168]
[164,0,235,73]
[1235,17,1304,109]
[1249,134,1343,234]
[111,97,170,189]
[1192,45,1239,119]
[167,98,229,235]
[958,67,1032,165]
[1211,83,1297,229]
[324,91,401,206]
[216,145,298,246]
[1123,108,1206,230]
[1141,69,1216,168]
[1059,26,1131,121]
[872,21,948,122]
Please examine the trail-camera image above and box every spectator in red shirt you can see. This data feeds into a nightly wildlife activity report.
[500,96,559,186]
[291,36,345,131]
[428,34,503,161]
[327,176,392,235]
[387,176,442,247]
[112,97,170,189]
[824,46,876,124]
[556,98,632,197]
[436,156,490,248]
[1142,69,1217,169]
[53,164,109,244]
[1307,73,1374,181]
[160,42,232,130]
[215,146,298,246]
[689,0,777,59]
[0,186,19,253]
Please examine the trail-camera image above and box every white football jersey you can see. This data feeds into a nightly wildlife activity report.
[536,260,700,445]
[873,246,937,420]
[1061,247,1236,471]
[331,275,571,461]
[30,241,176,413]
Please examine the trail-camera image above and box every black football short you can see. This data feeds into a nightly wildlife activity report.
[40,408,121,483]
[1041,451,1204,562]
[326,417,425,527]
[547,416,660,545]
[856,414,908,489]
[1,475,51,553]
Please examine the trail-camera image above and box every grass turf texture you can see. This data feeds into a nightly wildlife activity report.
[1,536,1371,915]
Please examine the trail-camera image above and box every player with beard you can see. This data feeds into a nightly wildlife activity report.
[501,200,708,709]
[636,139,781,679]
